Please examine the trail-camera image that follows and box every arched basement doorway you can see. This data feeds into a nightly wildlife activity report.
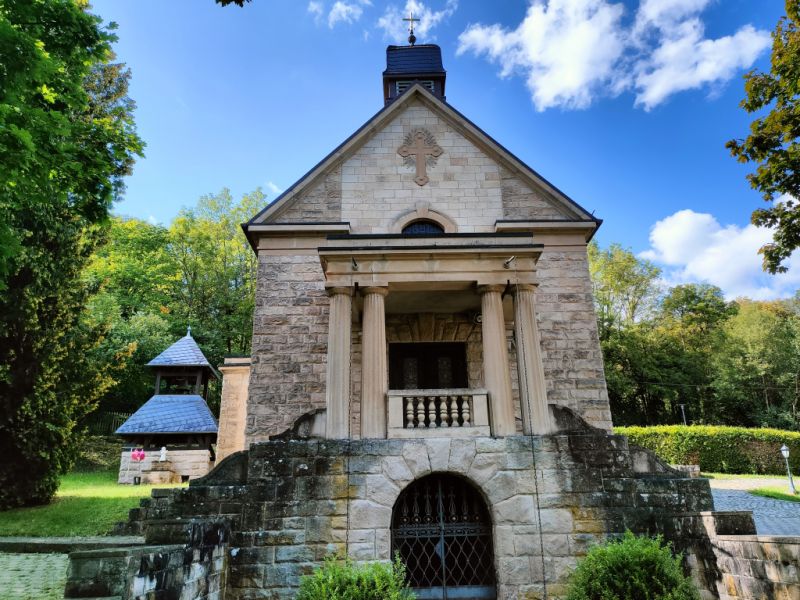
[391,473,497,599]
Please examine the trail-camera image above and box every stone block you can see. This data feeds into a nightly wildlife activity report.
[349,500,392,530]
[426,438,451,471]
[495,495,536,525]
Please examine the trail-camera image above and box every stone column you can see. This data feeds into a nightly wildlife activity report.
[513,284,552,435]
[478,284,516,436]
[215,357,251,462]
[325,287,353,439]
[361,286,389,439]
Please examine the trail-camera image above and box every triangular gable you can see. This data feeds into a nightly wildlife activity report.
[246,84,599,227]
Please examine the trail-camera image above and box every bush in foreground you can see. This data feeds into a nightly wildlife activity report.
[616,425,800,475]
[297,556,414,600]
[567,531,699,600]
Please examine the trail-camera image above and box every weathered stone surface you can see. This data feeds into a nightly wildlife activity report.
[401,441,431,477]
[81,434,800,600]
[426,438,451,472]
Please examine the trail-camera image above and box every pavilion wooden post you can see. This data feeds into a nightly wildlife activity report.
[361,286,389,438]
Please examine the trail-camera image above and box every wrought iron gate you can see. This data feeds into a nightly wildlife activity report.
[391,474,496,599]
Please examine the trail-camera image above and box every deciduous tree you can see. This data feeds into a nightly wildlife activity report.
[0,0,143,508]
[727,1,800,273]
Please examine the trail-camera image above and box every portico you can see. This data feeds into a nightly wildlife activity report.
[319,232,552,439]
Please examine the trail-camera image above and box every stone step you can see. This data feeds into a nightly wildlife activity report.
[0,536,144,554]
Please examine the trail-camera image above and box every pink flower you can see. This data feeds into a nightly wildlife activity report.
[131,448,146,462]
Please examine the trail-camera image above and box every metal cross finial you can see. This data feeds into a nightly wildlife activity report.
[403,12,420,45]
[187,326,192,336]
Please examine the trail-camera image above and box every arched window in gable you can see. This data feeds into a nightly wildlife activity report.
[401,220,445,235]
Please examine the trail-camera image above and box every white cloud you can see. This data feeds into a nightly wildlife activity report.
[640,209,800,300]
[457,0,770,111]
[147,215,158,225]
[377,0,458,43]
[633,15,769,110]
[458,0,626,111]
[266,181,283,195]
[308,0,371,28]
[328,0,370,28]
[307,1,324,24]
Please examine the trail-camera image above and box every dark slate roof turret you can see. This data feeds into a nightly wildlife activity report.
[116,395,218,435]
[147,328,211,368]
[383,44,445,76]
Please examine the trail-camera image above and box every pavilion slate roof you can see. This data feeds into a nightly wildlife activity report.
[147,331,211,368]
[384,44,445,76]
[116,395,218,435]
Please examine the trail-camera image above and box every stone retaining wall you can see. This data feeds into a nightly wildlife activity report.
[120,432,720,599]
[688,535,800,600]
[64,522,228,600]
[118,449,212,484]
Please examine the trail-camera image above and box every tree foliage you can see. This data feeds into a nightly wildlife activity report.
[0,0,143,508]
[86,189,261,416]
[588,244,800,428]
[727,1,800,273]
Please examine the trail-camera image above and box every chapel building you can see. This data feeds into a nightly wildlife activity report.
[74,42,762,600]
[217,42,610,460]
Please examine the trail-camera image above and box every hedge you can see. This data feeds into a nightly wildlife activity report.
[615,425,800,475]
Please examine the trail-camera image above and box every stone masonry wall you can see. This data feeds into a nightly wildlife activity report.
[341,99,503,233]
[501,167,572,220]
[65,522,228,600]
[126,432,718,600]
[269,166,342,223]
[118,449,212,484]
[688,535,800,600]
[535,249,612,430]
[247,252,329,443]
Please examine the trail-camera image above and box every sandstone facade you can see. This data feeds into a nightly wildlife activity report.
[245,91,609,442]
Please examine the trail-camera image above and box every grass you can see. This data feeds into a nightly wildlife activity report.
[750,486,800,503]
[0,471,181,537]
[701,472,782,480]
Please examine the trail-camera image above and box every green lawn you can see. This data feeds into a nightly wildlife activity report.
[0,471,180,537]
[701,472,782,480]
[750,486,800,503]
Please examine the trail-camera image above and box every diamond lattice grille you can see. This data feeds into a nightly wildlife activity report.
[391,474,497,597]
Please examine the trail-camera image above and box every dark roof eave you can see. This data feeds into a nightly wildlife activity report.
[117,431,218,436]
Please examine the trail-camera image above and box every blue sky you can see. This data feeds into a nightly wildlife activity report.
[90,0,793,299]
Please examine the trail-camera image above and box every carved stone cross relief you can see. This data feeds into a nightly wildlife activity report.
[398,129,443,186]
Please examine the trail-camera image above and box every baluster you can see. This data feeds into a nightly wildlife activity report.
[415,398,426,428]
[462,395,471,426]
[439,396,448,427]
[427,397,436,428]
[405,397,414,428]
[449,396,459,427]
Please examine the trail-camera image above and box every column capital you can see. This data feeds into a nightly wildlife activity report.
[511,283,537,294]
[327,286,354,297]
[361,286,389,297]
[477,284,506,295]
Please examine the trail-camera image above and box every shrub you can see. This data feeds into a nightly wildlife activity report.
[297,555,414,600]
[616,425,800,475]
[567,531,699,600]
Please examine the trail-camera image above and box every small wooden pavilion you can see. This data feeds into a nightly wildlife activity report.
[116,328,219,484]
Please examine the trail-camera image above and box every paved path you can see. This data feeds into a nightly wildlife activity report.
[709,478,800,536]
[0,552,68,600]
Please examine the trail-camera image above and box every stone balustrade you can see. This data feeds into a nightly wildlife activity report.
[387,388,491,438]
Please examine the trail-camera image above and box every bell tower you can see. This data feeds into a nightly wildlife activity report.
[382,43,446,105]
